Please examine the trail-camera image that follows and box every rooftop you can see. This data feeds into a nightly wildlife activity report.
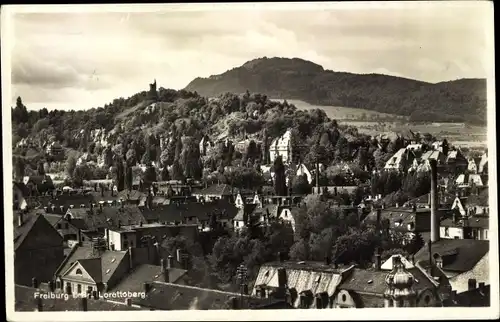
[111,264,188,293]
[415,240,489,273]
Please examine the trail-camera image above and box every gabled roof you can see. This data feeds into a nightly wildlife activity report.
[440,216,489,229]
[148,200,238,223]
[134,282,275,310]
[55,245,128,284]
[338,268,388,294]
[111,264,187,293]
[414,240,489,273]
[63,258,102,283]
[14,212,42,251]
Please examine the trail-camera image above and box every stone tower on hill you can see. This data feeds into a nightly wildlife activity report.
[149,79,158,100]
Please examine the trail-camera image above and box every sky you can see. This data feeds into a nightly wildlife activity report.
[6,2,493,111]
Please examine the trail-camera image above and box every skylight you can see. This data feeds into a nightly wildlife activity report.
[106,269,111,274]
[111,258,116,263]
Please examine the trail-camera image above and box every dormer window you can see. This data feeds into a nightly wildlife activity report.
[76,268,83,275]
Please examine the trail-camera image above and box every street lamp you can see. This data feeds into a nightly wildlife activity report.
[236,264,248,309]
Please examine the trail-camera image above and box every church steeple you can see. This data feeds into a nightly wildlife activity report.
[384,255,417,307]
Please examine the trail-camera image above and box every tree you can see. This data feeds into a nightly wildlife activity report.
[289,238,310,261]
[37,162,45,176]
[126,148,137,166]
[14,157,26,181]
[171,159,185,181]
[291,174,312,195]
[160,164,170,181]
[143,163,157,189]
[115,159,125,191]
[72,164,92,187]
[66,156,77,179]
[125,164,133,190]
[273,156,287,196]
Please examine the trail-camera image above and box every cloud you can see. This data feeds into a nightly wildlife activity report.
[7,3,492,110]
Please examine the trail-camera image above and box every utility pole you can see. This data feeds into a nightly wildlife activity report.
[236,264,248,310]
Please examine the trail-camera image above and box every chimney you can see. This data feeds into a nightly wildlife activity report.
[99,203,103,211]
[374,249,381,270]
[154,242,161,265]
[412,203,417,213]
[324,255,331,265]
[80,297,88,312]
[381,203,385,209]
[143,282,151,293]
[395,202,399,208]
[125,298,132,306]
[315,163,320,194]
[76,229,82,245]
[36,296,43,311]
[65,282,72,295]
[430,159,440,243]
[230,296,239,310]
[139,221,143,227]
[43,206,48,213]
[161,259,169,283]
[176,249,182,263]
[48,281,54,292]
[18,213,24,227]
[167,255,174,269]
[376,209,381,231]
[89,203,93,210]
[118,220,121,228]
[428,240,433,277]
[128,246,134,269]
[277,267,287,298]
[468,279,477,290]
[31,277,38,289]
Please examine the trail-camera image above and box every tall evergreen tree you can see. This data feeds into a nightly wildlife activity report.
[274,155,287,196]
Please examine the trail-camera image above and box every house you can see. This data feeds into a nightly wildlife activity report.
[133,281,291,310]
[403,191,455,209]
[199,135,215,156]
[105,223,199,251]
[22,175,55,196]
[477,151,488,174]
[467,158,478,173]
[277,206,296,231]
[192,183,233,202]
[14,284,141,311]
[110,259,189,294]
[364,206,437,242]
[42,213,95,247]
[141,199,238,231]
[293,163,313,184]
[46,141,64,157]
[419,150,447,168]
[445,150,468,172]
[334,256,446,308]
[13,182,28,210]
[14,211,64,286]
[455,173,487,188]
[439,214,489,241]
[445,282,490,307]
[269,129,294,164]
[414,239,489,293]
[252,259,348,308]
[234,138,262,154]
[384,148,414,172]
[451,195,489,218]
[54,244,131,294]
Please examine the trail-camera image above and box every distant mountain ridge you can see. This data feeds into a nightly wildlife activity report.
[185,57,487,124]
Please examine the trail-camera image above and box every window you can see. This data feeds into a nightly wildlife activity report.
[123,241,128,248]
[57,223,61,229]
[75,269,83,275]
[123,234,127,240]
[444,227,449,237]
[77,284,82,293]
[64,223,69,229]
[485,230,488,240]
[341,294,347,302]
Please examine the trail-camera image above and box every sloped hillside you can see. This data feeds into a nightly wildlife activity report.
[185,57,487,125]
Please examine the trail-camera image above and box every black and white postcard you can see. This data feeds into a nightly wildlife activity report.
[2,2,498,321]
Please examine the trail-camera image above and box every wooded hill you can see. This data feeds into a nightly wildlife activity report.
[185,57,487,125]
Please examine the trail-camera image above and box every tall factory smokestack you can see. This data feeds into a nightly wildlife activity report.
[429,159,439,243]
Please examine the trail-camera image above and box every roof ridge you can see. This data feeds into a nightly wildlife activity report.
[152,281,253,297]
